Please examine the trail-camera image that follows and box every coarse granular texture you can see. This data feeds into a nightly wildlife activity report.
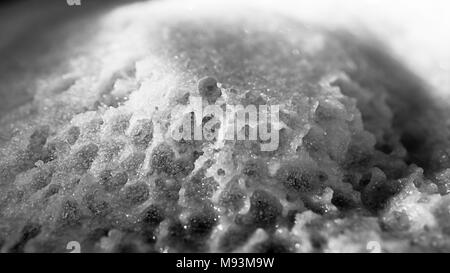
[0,1,449,252]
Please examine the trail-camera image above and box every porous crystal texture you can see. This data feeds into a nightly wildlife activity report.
[0,2,449,252]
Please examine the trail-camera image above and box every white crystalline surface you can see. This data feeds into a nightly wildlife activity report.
[0,1,450,252]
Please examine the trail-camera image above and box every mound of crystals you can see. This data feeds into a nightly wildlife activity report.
[0,1,449,252]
